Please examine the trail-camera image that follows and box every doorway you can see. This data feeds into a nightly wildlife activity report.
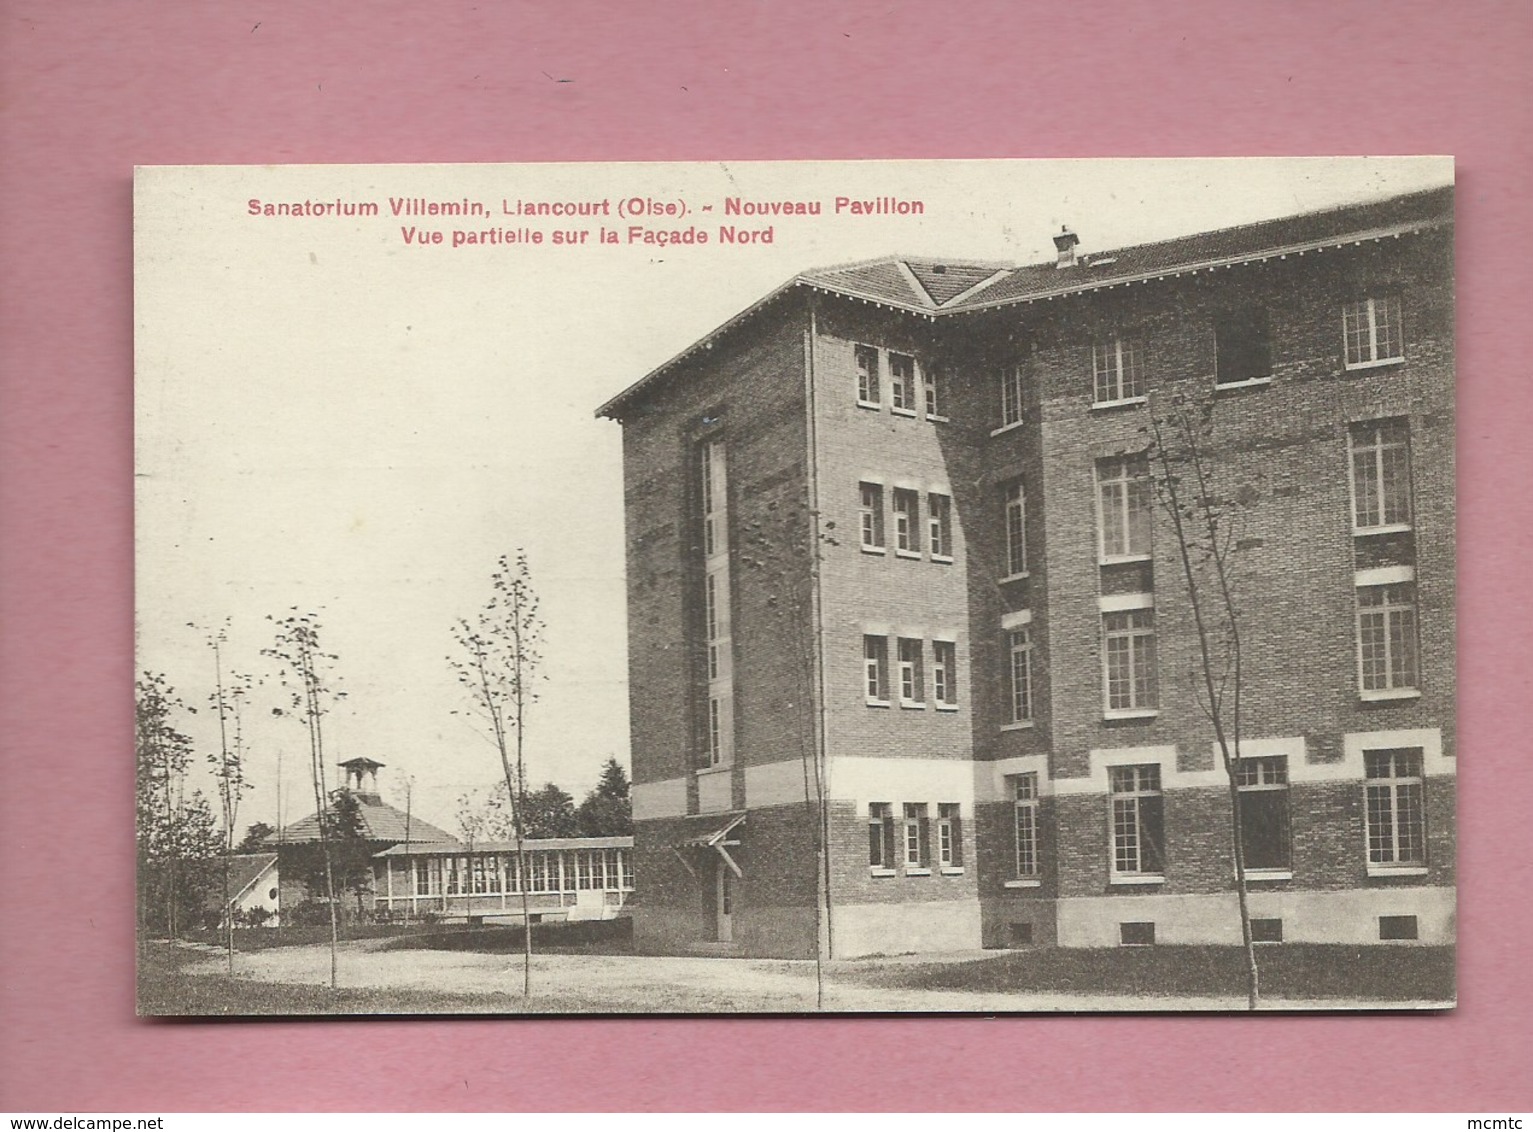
[714,857,733,943]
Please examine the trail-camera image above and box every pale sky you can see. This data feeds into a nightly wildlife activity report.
[134,157,1452,835]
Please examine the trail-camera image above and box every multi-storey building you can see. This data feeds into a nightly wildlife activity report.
[597,185,1455,958]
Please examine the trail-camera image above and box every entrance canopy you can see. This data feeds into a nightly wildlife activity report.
[669,811,746,878]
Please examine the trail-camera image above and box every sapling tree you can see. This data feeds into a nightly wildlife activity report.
[1143,392,1261,1010]
[738,487,838,1008]
[449,551,545,996]
[199,623,253,974]
[264,610,346,989]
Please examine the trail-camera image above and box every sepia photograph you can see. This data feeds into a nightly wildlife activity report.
[134,157,1455,1014]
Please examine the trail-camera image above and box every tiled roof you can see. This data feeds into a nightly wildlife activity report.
[376,836,634,857]
[596,185,1452,419]
[279,798,458,847]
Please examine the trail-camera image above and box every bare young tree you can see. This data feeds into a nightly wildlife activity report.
[449,551,545,997]
[1144,393,1260,1010]
[265,610,346,990]
[199,623,254,976]
[739,489,837,1008]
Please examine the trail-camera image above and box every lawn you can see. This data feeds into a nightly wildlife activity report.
[841,944,1455,1004]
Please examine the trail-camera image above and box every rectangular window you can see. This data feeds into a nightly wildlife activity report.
[889,352,916,412]
[868,803,895,869]
[1000,363,1024,428]
[1349,419,1412,531]
[1104,608,1158,713]
[864,635,889,703]
[1365,749,1427,868]
[577,852,594,890]
[1119,921,1156,946]
[892,488,920,554]
[414,858,435,896]
[903,803,930,869]
[927,493,952,558]
[859,482,885,550]
[472,855,490,894]
[897,637,925,705]
[1234,756,1292,872]
[1008,627,1034,724]
[707,696,724,766]
[923,364,942,418]
[1214,308,1273,386]
[1250,918,1284,944]
[1357,582,1419,694]
[1003,480,1026,576]
[1343,296,1404,368]
[932,640,957,706]
[1111,764,1165,877]
[855,344,880,406]
[1012,773,1040,879]
[704,573,721,680]
[1093,336,1145,404]
[937,803,963,867]
[1096,455,1153,560]
[1379,915,1419,941]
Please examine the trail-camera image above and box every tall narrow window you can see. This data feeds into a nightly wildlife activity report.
[1214,308,1273,386]
[864,635,890,703]
[1000,363,1025,428]
[859,482,885,550]
[1357,582,1419,694]
[892,488,920,554]
[928,493,952,559]
[1343,296,1404,368]
[903,803,930,869]
[932,640,957,707]
[1003,480,1026,576]
[700,439,734,767]
[923,364,943,419]
[855,344,880,406]
[1008,627,1034,724]
[1011,773,1040,879]
[1093,336,1145,404]
[937,803,963,868]
[1097,456,1152,561]
[868,803,895,869]
[897,638,925,705]
[1110,764,1165,877]
[890,353,916,412]
[1104,608,1158,713]
[1349,420,1412,531]
[1234,756,1292,872]
[1365,749,1427,868]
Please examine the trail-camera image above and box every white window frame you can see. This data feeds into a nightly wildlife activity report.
[863,635,890,705]
[897,637,925,707]
[1364,748,1427,875]
[1095,455,1153,563]
[1343,296,1405,369]
[1006,626,1034,727]
[903,802,930,873]
[932,639,958,709]
[923,363,946,421]
[889,352,917,415]
[928,492,952,560]
[859,481,885,552]
[997,362,1025,431]
[1110,763,1165,882]
[1002,480,1027,579]
[1348,419,1413,534]
[1093,335,1146,406]
[855,343,881,407]
[1012,773,1040,882]
[937,803,963,872]
[892,488,920,557]
[1356,579,1419,699]
[1234,756,1292,876]
[1102,599,1158,717]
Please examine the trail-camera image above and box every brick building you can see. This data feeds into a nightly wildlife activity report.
[597,185,1455,958]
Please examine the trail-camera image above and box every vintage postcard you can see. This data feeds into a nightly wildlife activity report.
[134,158,1455,1014]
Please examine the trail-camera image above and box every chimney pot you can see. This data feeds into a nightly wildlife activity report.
[1053,226,1080,269]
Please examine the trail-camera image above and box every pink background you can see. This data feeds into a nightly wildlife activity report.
[2,0,1530,1113]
